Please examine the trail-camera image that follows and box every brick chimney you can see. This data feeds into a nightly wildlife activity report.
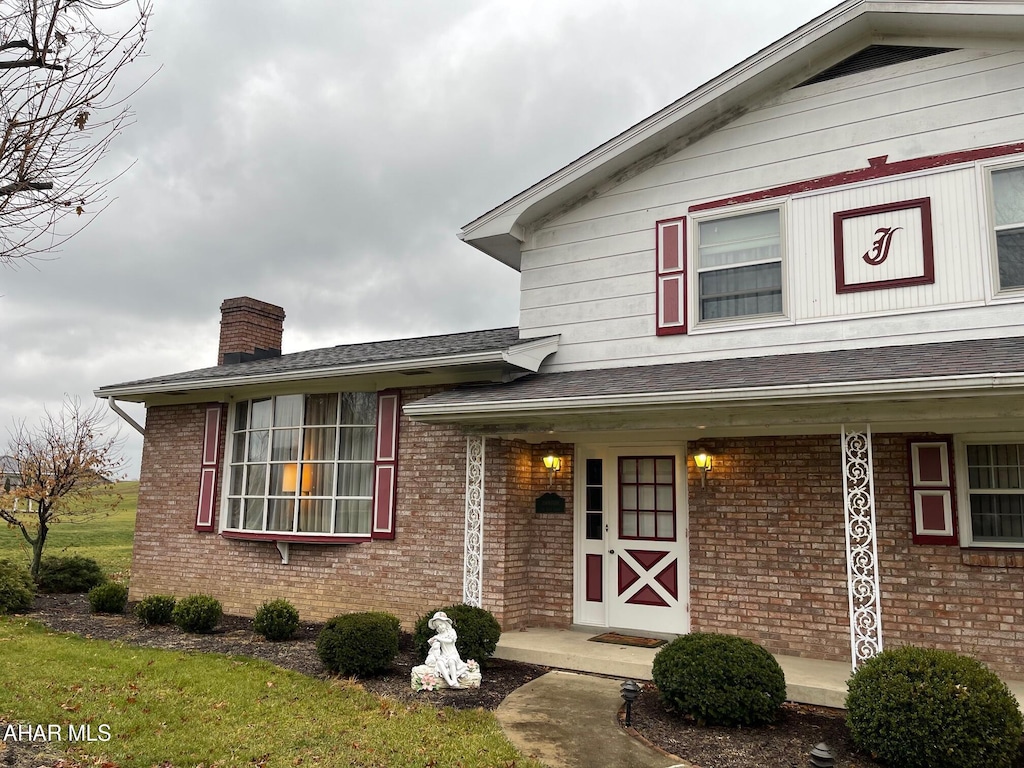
[218,297,286,365]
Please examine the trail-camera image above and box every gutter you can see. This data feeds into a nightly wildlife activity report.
[403,372,1024,421]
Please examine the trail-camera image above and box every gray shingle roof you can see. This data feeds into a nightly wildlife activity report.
[411,336,1024,409]
[97,326,522,393]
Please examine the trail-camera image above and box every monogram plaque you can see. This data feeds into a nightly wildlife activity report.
[833,198,934,293]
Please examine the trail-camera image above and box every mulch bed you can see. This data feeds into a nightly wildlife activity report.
[8,596,1024,768]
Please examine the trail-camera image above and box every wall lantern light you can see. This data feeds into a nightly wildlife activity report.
[543,454,562,473]
[693,448,713,487]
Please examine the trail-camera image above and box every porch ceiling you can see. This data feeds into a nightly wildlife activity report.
[404,337,1024,438]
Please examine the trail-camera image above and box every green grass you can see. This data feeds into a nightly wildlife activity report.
[0,619,541,768]
[0,481,137,579]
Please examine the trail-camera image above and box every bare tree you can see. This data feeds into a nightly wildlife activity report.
[0,398,123,579]
[0,0,150,264]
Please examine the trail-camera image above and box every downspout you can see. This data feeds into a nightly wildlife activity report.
[106,397,145,436]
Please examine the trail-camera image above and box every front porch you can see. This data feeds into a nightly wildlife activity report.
[494,627,1024,712]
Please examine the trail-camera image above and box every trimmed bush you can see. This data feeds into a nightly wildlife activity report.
[652,632,787,727]
[88,581,128,614]
[0,559,36,614]
[316,612,400,677]
[36,554,106,593]
[172,594,223,634]
[412,604,501,665]
[254,599,300,642]
[846,646,1024,768]
[135,595,177,626]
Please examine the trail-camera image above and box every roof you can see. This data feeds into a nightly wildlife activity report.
[404,336,1024,422]
[96,327,559,401]
[460,0,1024,269]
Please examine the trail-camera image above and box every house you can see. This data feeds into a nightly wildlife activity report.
[97,0,1024,679]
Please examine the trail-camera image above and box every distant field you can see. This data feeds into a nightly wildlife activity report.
[0,480,137,578]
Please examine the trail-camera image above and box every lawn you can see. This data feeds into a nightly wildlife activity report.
[0,618,542,768]
[0,481,137,579]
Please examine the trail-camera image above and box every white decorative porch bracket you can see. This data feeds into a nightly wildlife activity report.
[463,436,485,607]
[841,426,883,670]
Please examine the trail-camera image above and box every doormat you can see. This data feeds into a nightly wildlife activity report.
[588,632,666,648]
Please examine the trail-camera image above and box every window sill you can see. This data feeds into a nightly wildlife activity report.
[220,530,370,544]
[961,550,1024,568]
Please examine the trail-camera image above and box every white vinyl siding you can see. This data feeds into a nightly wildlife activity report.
[517,48,1024,372]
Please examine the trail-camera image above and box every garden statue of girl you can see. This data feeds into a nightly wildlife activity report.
[411,611,482,691]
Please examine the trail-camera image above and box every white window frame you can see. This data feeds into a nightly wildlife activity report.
[984,161,1024,296]
[220,392,377,541]
[690,204,788,328]
[955,434,1024,549]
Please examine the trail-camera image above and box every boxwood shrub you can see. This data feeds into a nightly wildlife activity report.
[846,646,1024,768]
[135,594,177,626]
[0,560,36,614]
[172,594,223,634]
[36,554,106,593]
[652,632,787,726]
[412,604,501,666]
[88,581,128,614]
[316,612,400,677]
[253,598,300,641]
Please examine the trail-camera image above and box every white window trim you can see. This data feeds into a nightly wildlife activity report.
[979,159,1024,300]
[689,203,789,330]
[218,393,377,541]
[954,433,1024,549]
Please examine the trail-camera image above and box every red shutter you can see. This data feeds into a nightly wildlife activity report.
[372,390,400,540]
[656,216,687,335]
[195,404,223,532]
[908,439,957,545]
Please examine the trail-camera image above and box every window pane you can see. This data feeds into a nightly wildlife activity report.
[700,263,783,320]
[620,459,637,483]
[243,498,265,529]
[638,485,655,511]
[229,465,244,495]
[586,512,602,540]
[227,498,241,529]
[274,395,302,427]
[271,429,299,461]
[335,499,371,534]
[305,463,335,497]
[248,430,269,463]
[299,498,333,533]
[339,427,375,460]
[621,485,637,511]
[250,399,272,429]
[232,433,246,462]
[971,494,1024,542]
[337,463,373,498]
[246,464,267,496]
[268,464,294,496]
[639,511,656,538]
[586,486,603,512]
[267,498,294,532]
[997,230,1024,288]
[621,511,638,538]
[304,393,338,426]
[657,511,675,538]
[638,459,655,484]
[656,458,673,480]
[586,458,603,486]
[993,167,1024,227]
[303,427,337,461]
[342,392,377,426]
[699,210,780,267]
[656,485,674,511]
[234,403,249,431]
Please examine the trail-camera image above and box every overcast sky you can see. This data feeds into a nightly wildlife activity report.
[0,0,840,477]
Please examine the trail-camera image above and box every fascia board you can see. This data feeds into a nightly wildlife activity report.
[403,372,1024,422]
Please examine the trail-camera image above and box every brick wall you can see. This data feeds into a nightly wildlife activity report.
[688,433,1024,679]
[131,391,578,632]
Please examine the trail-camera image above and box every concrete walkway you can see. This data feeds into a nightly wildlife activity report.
[495,671,691,768]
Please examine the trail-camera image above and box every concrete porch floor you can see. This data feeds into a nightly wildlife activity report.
[495,627,1024,711]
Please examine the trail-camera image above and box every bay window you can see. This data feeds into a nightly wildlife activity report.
[992,166,1024,290]
[697,209,783,321]
[225,392,377,538]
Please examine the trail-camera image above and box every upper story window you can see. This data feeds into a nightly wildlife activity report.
[225,392,377,538]
[696,209,783,321]
[964,443,1024,545]
[992,166,1024,291]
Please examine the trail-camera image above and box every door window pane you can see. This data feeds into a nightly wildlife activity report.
[618,456,676,540]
